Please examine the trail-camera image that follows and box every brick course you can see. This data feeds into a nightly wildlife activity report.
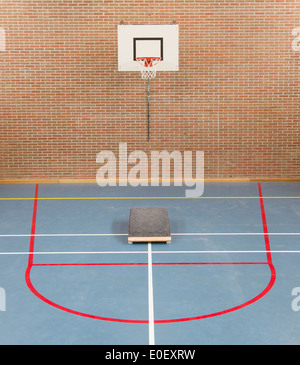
[1,0,299,181]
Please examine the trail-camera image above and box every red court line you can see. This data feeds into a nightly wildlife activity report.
[33,262,148,266]
[32,262,268,266]
[25,182,276,324]
[26,184,39,268]
[24,184,147,323]
[156,183,277,323]
[258,182,274,266]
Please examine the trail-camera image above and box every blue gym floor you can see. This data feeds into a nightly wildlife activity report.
[0,182,299,345]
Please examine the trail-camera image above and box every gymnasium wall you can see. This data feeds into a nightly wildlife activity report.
[1,0,299,181]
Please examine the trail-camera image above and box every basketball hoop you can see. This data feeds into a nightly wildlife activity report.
[136,57,161,79]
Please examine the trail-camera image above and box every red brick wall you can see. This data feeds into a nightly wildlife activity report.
[1,0,299,181]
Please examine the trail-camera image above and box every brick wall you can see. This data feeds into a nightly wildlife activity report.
[1,0,299,181]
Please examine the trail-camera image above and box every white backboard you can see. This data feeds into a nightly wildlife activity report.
[118,24,179,72]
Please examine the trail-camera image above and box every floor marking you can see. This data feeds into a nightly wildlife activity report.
[14,182,295,326]
[0,233,128,237]
[0,251,146,255]
[0,196,299,201]
[173,232,300,236]
[1,250,300,255]
[1,232,299,237]
[32,261,268,266]
[27,184,38,268]
[33,262,149,266]
[148,243,155,345]
[153,250,300,254]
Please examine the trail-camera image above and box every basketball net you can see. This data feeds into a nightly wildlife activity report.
[136,57,161,80]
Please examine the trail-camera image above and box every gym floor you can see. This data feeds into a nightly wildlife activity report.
[0,182,299,345]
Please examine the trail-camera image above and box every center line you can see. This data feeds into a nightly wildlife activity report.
[148,242,155,345]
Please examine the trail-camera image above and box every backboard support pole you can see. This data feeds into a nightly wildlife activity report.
[147,78,150,141]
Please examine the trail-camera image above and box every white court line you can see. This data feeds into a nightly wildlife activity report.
[0,233,128,237]
[173,233,300,236]
[1,250,300,255]
[0,232,300,237]
[0,251,145,255]
[148,243,155,345]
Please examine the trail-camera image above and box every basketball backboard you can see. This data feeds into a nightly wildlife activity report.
[118,24,179,72]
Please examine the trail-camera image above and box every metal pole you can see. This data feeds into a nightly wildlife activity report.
[147,78,150,141]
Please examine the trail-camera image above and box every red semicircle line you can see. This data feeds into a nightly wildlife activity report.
[24,264,148,323]
[25,183,276,324]
[155,262,275,323]
[25,184,147,324]
[24,260,276,324]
